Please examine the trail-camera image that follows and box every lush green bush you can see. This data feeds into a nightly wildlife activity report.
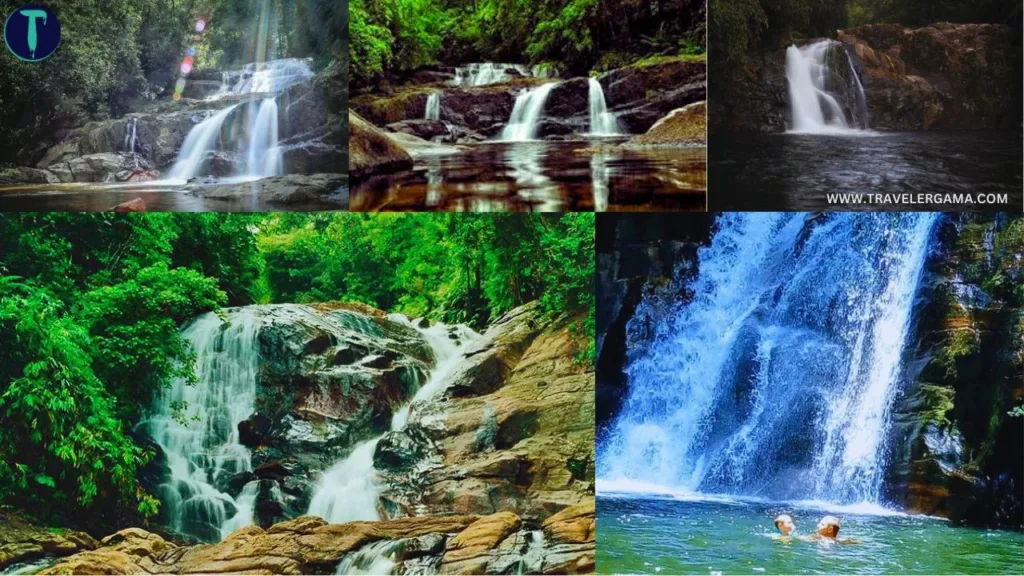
[350,0,706,88]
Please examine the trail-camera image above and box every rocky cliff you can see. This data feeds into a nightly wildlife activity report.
[889,214,1023,528]
[710,22,1020,133]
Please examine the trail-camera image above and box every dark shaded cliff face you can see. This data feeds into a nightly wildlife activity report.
[888,214,1023,528]
[595,214,715,431]
[710,22,1021,133]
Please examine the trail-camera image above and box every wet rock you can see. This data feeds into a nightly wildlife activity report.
[280,82,331,140]
[184,173,348,205]
[279,141,345,174]
[376,301,595,520]
[0,511,98,572]
[386,119,451,141]
[440,512,522,574]
[349,112,413,181]
[375,427,433,470]
[543,77,590,123]
[111,198,147,212]
[0,166,60,185]
[45,153,155,183]
[238,412,273,447]
[600,56,707,134]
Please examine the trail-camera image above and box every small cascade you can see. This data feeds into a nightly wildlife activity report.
[166,104,239,180]
[307,320,479,524]
[123,117,139,154]
[141,309,261,542]
[453,62,533,86]
[501,83,557,141]
[227,58,314,95]
[786,40,869,133]
[335,541,400,575]
[425,92,441,121]
[244,99,283,178]
[587,78,620,135]
[598,213,938,505]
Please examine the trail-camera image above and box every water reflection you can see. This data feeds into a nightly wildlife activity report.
[351,140,706,212]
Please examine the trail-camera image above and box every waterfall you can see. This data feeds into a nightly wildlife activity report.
[140,309,261,542]
[123,117,139,154]
[598,213,938,506]
[167,58,312,180]
[453,62,533,86]
[501,83,557,141]
[244,99,283,178]
[587,78,620,135]
[166,105,239,180]
[228,58,314,95]
[425,92,440,121]
[307,320,479,524]
[786,41,868,133]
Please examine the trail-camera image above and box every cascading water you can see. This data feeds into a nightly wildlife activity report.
[140,309,262,542]
[307,320,479,524]
[244,99,283,178]
[786,40,869,133]
[587,78,620,135]
[501,83,557,141]
[167,58,312,180]
[453,62,533,86]
[166,105,239,181]
[598,213,938,506]
[425,92,440,121]
[123,117,139,155]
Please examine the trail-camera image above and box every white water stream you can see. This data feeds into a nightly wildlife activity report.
[307,319,479,523]
[141,309,262,542]
[501,83,557,141]
[587,78,620,135]
[425,92,440,121]
[786,41,868,134]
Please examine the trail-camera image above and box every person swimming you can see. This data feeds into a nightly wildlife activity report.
[774,514,796,536]
[816,515,840,539]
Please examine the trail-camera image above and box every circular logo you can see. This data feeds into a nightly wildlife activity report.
[4,4,61,62]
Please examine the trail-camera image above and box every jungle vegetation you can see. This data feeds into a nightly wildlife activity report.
[0,213,594,531]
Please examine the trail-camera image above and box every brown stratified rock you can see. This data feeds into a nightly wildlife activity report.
[112,198,147,212]
[378,301,595,521]
[0,511,98,572]
[40,515,482,575]
[542,501,596,544]
[440,512,522,574]
[599,55,707,134]
[624,101,707,147]
[348,111,413,181]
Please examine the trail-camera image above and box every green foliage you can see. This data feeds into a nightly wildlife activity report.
[260,214,595,358]
[350,0,706,88]
[0,213,257,527]
[0,0,343,165]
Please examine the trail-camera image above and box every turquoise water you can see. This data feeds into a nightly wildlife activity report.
[598,493,1024,575]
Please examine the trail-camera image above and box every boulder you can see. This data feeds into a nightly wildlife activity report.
[180,80,225,100]
[0,166,60,185]
[238,412,273,447]
[386,119,451,141]
[185,173,348,206]
[0,511,98,572]
[111,198,147,212]
[45,153,154,184]
[279,141,346,174]
[349,112,413,181]
[624,101,707,147]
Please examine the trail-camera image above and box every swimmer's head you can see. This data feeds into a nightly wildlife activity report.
[816,515,840,539]
[774,514,795,536]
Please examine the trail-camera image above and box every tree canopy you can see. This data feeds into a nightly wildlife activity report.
[350,0,706,89]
